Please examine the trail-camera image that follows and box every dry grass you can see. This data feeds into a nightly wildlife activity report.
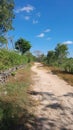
[2,65,31,107]
[44,65,73,86]
[52,69,73,86]
[0,64,37,130]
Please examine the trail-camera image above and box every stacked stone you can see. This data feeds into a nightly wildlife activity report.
[0,65,25,84]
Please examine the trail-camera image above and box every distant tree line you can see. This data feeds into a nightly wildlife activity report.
[38,43,73,74]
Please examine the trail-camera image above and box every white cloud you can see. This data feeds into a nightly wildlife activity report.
[24,16,30,20]
[47,37,51,41]
[15,4,35,13]
[33,20,38,24]
[63,40,73,45]
[37,33,45,38]
[44,28,51,33]
[36,28,51,39]
[36,12,41,17]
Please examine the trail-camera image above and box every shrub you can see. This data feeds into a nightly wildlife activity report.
[0,49,28,71]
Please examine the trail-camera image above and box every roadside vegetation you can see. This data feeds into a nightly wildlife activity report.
[38,43,73,86]
[0,48,35,71]
[0,49,27,71]
[43,44,73,73]
[45,66,73,86]
[0,0,36,129]
[0,64,36,130]
[0,0,73,129]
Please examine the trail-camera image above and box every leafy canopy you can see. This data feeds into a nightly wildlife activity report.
[47,50,55,65]
[46,43,68,66]
[0,0,15,34]
[0,0,15,46]
[15,38,31,54]
[55,43,68,59]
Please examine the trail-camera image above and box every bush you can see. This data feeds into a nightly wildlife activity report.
[0,49,28,71]
[63,58,73,73]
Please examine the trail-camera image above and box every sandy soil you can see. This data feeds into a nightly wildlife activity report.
[31,63,73,130]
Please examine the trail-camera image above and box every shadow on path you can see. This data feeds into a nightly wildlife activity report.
[28,90,73,130]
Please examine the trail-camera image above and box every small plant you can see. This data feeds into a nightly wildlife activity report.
[11,72,16,76]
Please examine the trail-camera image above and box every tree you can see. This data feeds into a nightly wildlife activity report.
[55,43,68,65]
[15,38,31,54]
[0,0,15,34]
[0,0,15,46]
[47,50,55,65]
[33,50,44,62]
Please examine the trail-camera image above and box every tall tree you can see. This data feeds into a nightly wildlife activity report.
[15,38,31,55]
[0,0,15,46]
[47,50,55,65]
[55,43,68,65]
[0,0,15,34]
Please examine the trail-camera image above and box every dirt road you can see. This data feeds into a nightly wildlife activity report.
[31,63,73,130]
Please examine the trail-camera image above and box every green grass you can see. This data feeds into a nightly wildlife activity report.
[0,65,36,130]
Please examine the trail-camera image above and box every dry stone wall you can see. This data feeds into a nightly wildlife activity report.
[0,65,25,84]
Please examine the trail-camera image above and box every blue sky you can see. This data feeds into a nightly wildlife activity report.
[9,0,73,57]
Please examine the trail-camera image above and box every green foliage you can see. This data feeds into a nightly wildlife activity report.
[46,43,68,66]
[0,101,19,130]
[11,71,16,76]
[0,49,35,71]
[47,51,56,65]
[55,43,68,65]
[0,65,34,130]
[0,36,8,47]
[15,38,31,55]
[0,49,28,71]
[0,82,27,130]
[25,52,36,63]
[43,43,73,73]
[0,0,15,48]
[63,58,73,73]
[55,43,68,58]
[0,0,15,34]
